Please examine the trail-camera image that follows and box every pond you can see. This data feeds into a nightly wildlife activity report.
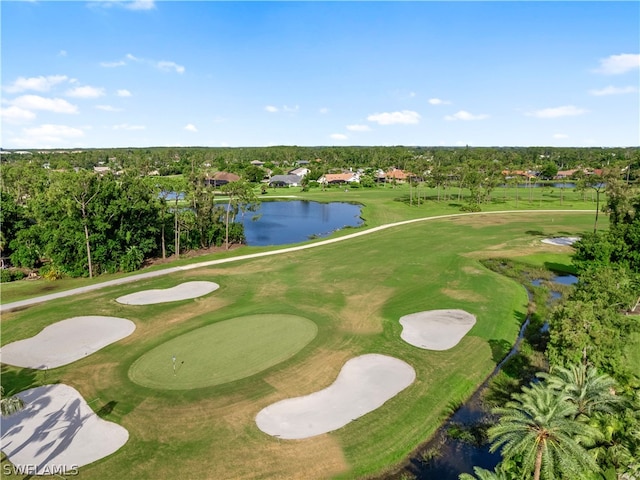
[240,200,363,246]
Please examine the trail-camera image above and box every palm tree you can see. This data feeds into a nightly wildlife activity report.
[0,386,24,416]
[587,411,640,478]
[459,466,510,480]
[538,363,622,419]
[489,382,599,480]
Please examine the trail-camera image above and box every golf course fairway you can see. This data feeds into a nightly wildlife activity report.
[128,314,318,389]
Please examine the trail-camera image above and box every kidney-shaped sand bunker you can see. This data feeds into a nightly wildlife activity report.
[129,314,317,390]
[115,281,219,305]
[0,316,136,369]
[255,353,416,439]
[399,309,477,351]
[0,384,129,476]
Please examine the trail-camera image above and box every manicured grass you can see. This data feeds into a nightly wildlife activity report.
[0,182,602,304]
[128,314,317,389]
[0,209,596,480]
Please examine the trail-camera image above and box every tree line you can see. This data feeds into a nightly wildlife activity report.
[0,168,256,279]
[2,145,638,179]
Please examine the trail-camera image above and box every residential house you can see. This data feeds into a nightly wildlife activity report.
[268,174,302,187]
[288,167,310,178]
[205,172,240,187]
[555,169,579,179]
[380,168,410,183]
[318,172,360,185]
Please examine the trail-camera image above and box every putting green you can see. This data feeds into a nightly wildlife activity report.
[128,314,318,390]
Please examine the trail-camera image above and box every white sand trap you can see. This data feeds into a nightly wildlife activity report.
[0,384,128,476]
[255,354,415,439]
[399,309,476,350]
[541,236,580,246]
[115,280,219,305]
[0,316,135,370]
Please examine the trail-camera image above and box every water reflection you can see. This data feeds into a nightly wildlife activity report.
[241,200,363,246]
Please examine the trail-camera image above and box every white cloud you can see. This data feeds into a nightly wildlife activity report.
[346,124,371,132]
[330,133,348,140]
[11,124,85,147]
[319,107,329,114]
[58,50,67,57]
[265,105,278,113]
[117,89,132,97]
[101,53,184,74]
[184,124,198,132]
[594,53,640,75]
[429,98,451,105]
[112,123,145,130]
[100,60,126,68]
[91,1,155,11]
[11,95,78,114]
[1,105,37,124]
[553,133,569,139]
[526,105,588,118]
[367,110,421,125]
[589,85,638,96]
[66,86,106,98]
[125,0,155,10]
[444,110,489,121]
[4,75,69,93]
[156,61,185,74]
[95,105,122,112]
[283,105,299,113]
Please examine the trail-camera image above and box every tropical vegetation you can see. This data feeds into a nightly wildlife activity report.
[462,175,640,480]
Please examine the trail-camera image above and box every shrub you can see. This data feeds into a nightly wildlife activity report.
[0,269,27,283]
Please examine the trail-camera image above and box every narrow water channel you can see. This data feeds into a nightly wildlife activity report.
[383,273,577,479]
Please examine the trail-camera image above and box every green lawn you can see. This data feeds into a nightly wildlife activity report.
[0,202,597,479]
[129,314,317,389]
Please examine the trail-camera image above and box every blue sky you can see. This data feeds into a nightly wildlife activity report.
[1,1,639,149]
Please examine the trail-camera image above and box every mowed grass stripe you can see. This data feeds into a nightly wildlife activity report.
[128,314,318,389]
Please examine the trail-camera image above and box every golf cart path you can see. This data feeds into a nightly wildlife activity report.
[0,210,590,313]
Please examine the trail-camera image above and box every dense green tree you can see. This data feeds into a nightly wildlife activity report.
[489,382,599,480]
[538,364,622,419]
[539,163,558,180]
[221,180,258,249]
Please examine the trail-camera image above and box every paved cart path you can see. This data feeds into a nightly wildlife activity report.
[0,210,590,313]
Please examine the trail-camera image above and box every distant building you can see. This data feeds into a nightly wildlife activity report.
[205,172,240,187]
[318,172,360,185]
[268,174,301,187]
[288,167,310,178]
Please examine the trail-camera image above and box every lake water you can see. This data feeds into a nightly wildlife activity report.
[240,200,363,246]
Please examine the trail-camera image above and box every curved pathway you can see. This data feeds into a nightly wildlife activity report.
[0,210,590,313]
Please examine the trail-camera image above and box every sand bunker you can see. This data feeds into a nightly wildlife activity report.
[0,384,128,476]
[541,237,580,246]
[399,309,476,350]
[0,316,135,370]
[255,354,415,439]
[115,280,219,305]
